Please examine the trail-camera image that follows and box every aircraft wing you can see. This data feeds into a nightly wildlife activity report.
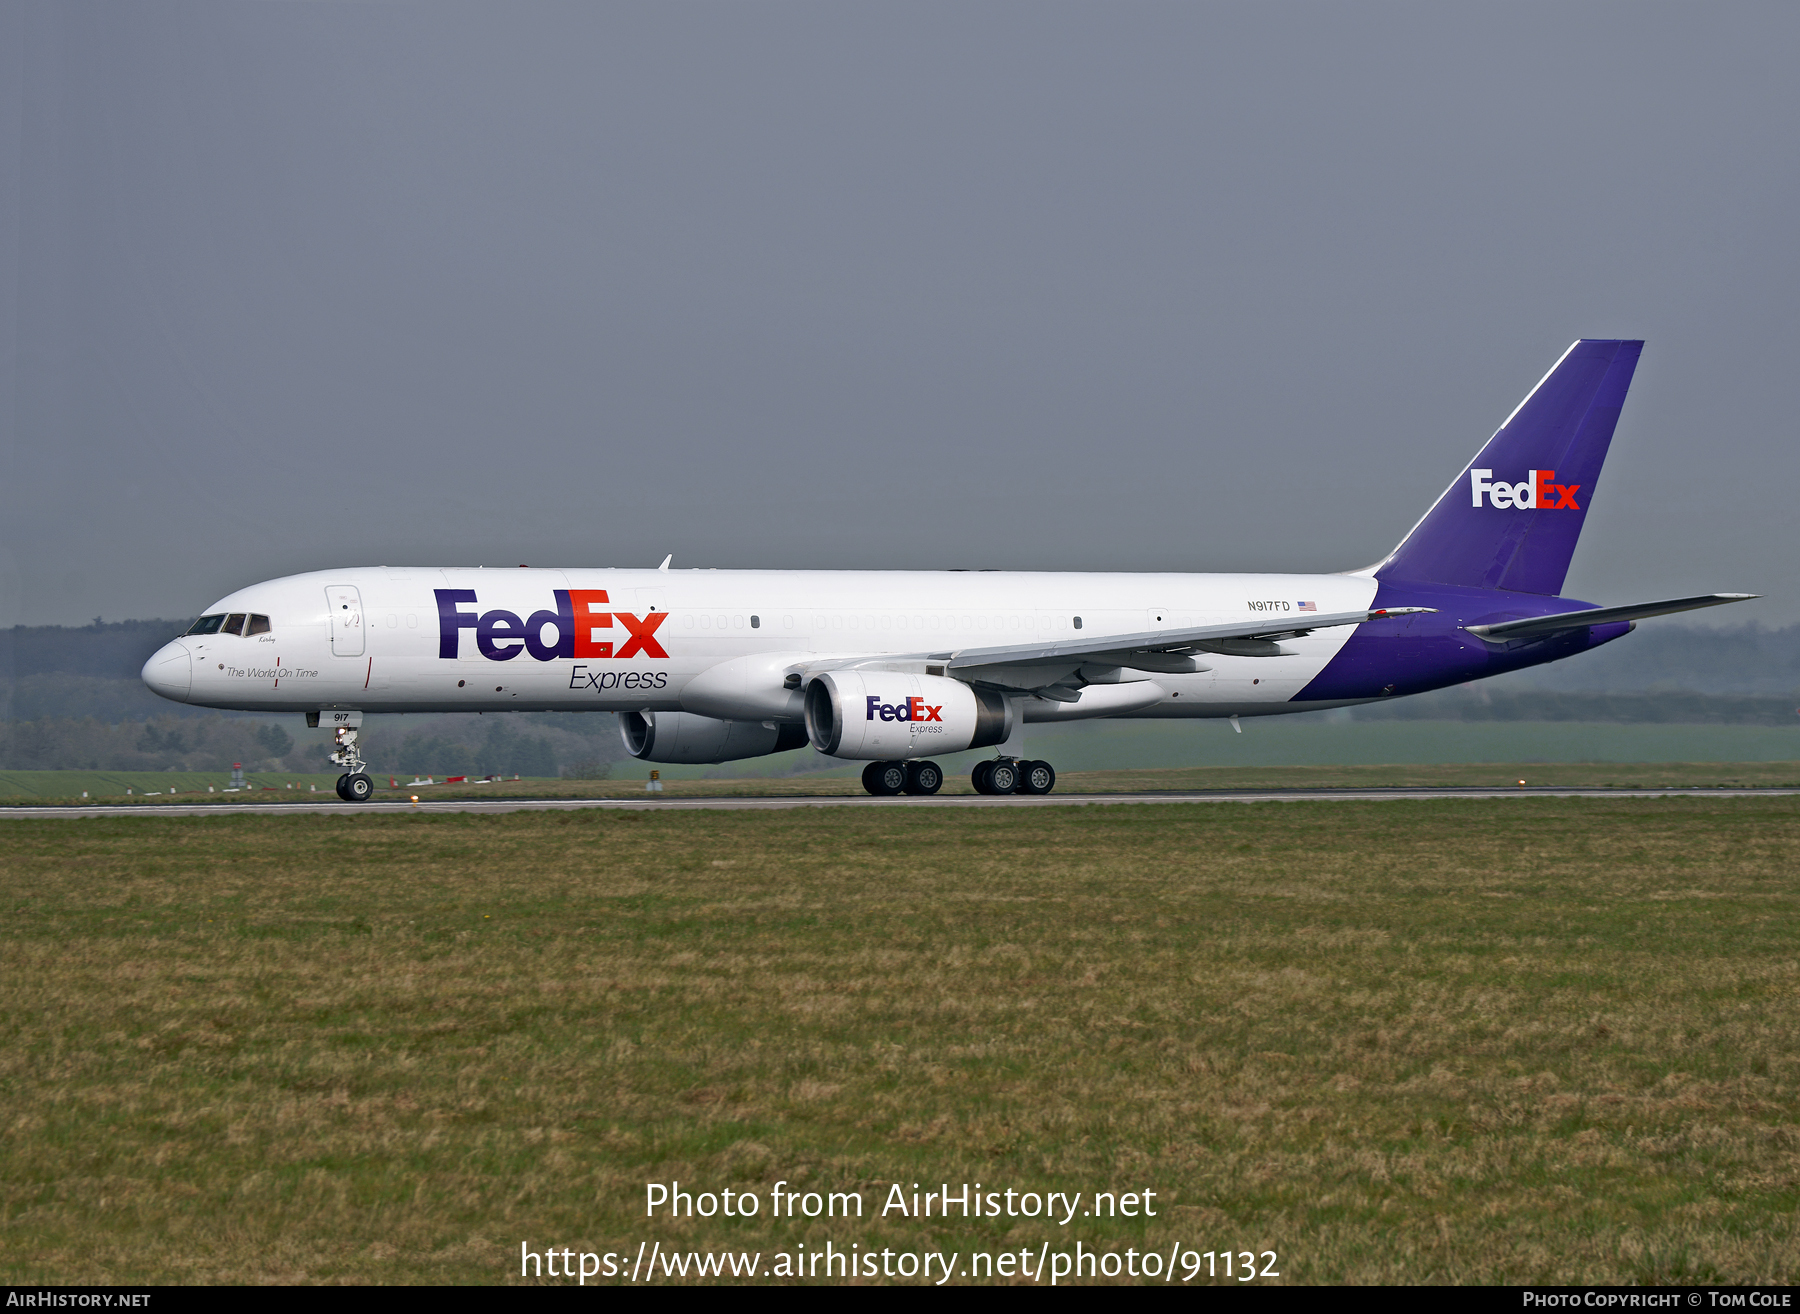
[942,607,1434,673]
[1464,593,1758,641]
[789,607,1434,698]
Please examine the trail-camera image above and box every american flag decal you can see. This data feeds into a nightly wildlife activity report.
[1297,601,1317,612]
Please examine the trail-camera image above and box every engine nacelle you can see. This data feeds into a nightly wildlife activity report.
[804,671,1011,760]
[619,710,809,764]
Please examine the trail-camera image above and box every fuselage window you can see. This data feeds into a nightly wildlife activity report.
[1074,616,1083,629]
[751,615,760,629]
[246,614,272,636]
[185,614,226,636]
[222,614,247,636]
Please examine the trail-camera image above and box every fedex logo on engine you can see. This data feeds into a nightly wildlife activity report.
[1470,469,1581,510]
[866,695,943,723]
[435,589,668,662]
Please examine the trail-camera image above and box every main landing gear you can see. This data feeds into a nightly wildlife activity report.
[861,759,945,796]
[856,758,1058,796]
[971,758,1056,796]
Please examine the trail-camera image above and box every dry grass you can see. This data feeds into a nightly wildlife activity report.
[4,798,1800,1283]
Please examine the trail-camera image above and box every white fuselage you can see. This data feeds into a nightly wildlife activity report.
[144,566,1380,721]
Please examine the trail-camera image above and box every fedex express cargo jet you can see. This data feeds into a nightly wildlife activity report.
[141,340,1754,801]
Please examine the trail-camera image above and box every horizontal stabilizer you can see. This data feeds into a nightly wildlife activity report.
[1465,593,1758,640]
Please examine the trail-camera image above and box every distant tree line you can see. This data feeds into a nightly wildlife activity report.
[2,617,1795,772]
[391,718,559,779]
[0,714,309,774]
[1347,688,1800,725]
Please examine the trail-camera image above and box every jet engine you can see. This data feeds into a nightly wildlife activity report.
[619,710,809,764]
[804,671,1011,760]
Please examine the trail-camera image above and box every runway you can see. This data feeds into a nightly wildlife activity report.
[2,786,1796,819]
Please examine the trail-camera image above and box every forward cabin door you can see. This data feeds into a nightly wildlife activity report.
[326,585,366,657]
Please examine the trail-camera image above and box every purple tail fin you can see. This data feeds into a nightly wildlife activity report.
[1375,339,1643,595]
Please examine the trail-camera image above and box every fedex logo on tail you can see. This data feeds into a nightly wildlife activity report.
[1470,469,1581,510]
[436,589,668,662]
[866,695,943,723]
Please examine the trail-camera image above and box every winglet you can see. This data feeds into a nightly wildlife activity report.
[657,554,672,571]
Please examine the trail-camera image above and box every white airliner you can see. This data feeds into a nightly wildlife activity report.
[142,340,1753,801]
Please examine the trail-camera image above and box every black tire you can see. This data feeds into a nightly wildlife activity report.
[861,762,884,794]
[987,759,1020,794]
[1019,760,1056,795]
[905,760,943,795]
[970,760,994,794]
[868,761,907,796]
[344,773,374,803]
[334,773,352,801]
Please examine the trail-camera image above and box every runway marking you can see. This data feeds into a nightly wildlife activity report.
[2,788,1797,819]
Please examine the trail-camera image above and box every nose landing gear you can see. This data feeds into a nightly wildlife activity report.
[320,711,374,803]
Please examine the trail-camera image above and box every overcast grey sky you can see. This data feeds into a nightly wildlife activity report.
[4,2,1796,628]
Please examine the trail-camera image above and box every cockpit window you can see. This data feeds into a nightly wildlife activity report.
[185,615,226,636]
[222,614,247,636]
[246,614,271,636]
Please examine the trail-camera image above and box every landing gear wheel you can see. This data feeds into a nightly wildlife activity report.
[864,761,907,796]
[971,760,994,794]
[335,773,352,801]
[1019,760,1056,795]
[344,773,374,803]
[986,759,1021,794]
[905,760,944,795]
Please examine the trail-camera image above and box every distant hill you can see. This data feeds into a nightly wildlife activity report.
[0,619,188,680]
[1,617,1795,724]
[0,620,194,722]
[1477,622,1800,696]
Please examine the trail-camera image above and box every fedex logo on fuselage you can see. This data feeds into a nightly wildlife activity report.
[866,695,943,723]
[435,589,668,662]
[1470,469,1581,510]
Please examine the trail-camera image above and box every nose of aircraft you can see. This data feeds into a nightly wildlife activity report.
[141,640,192,703]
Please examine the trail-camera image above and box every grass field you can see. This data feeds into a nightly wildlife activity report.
[3,717,1796,801]
[0,770,349,800]
[5,758,1800,805]
[4,797,1800,1284]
